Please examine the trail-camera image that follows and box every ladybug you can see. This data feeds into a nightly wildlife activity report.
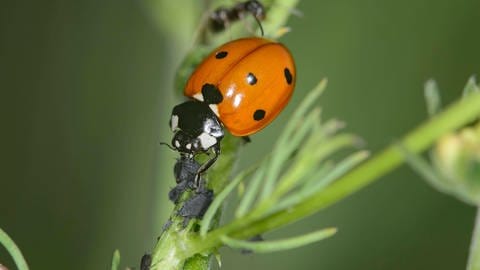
[209,0,266,35]
[170,37,296,183]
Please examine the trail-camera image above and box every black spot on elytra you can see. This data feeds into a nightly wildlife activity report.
[215,51,228,59]
[201,83,223,104]
[253,109,265,121]
[246,72,257,85]
[284,68,293,85]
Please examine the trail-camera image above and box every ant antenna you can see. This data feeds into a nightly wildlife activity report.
[243,0,266,36]
[159,142,176,151]
[253,16,264,36]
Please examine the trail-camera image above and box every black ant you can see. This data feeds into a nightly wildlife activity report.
[209,0,266,36]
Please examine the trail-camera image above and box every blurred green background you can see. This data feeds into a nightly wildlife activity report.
[1,0,479,269]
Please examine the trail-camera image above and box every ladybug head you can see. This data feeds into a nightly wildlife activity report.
[170,100,224,155]
[171,130,203,154]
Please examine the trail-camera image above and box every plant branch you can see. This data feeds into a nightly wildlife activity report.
[184,91,480,255]
[149,0,302,269]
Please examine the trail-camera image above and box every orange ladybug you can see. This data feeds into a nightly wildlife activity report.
[169,37,296,183]
[185,37,296,135]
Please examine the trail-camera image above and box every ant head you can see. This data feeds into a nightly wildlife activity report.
[245,0,266,20]
[209,0,266,36]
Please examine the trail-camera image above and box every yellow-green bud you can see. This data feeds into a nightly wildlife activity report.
[432,123,480,205]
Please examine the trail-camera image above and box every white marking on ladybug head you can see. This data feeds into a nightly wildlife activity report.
[174,140,180,148]
[209,104,220,117]
[186,143,192,150]
[203,118,223,137]
[171,115,179,130]
[198,132,217,149]
[193,93,204,102]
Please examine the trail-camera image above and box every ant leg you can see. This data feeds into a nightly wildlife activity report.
[194,145,220,189]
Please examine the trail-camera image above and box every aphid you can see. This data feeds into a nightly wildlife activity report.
[178,188,214,227]
[140,253,151,270]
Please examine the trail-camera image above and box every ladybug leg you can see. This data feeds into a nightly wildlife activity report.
[194,144,221,189]
[241,234,264,254]
[241,136,251,143]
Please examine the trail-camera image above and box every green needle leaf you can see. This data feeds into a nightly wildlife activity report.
[270,151,369,214]
[200,166,257,236]
[259,80,328,201]
[260,108,321,201]
[306,150,370,193]
[396,143,449,193]
[284,108,322,154]
[467,209,480,270]
[424,79,442,117]
[277,79,328,147]
[300,162,334,190]
[0,228,29,270]
[236,166,267,218]
[110,250,120,270]
[273,133,361,198]
[463,76,479,97]
[221,227,337,253]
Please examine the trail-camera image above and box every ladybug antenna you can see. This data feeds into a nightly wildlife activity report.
[160,141,176,151]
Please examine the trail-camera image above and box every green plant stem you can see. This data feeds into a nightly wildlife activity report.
[183,91,480,256]
[0,228,29,270]
[150,136,240,270]
[149,0,302,268]
[467,207,480,270]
